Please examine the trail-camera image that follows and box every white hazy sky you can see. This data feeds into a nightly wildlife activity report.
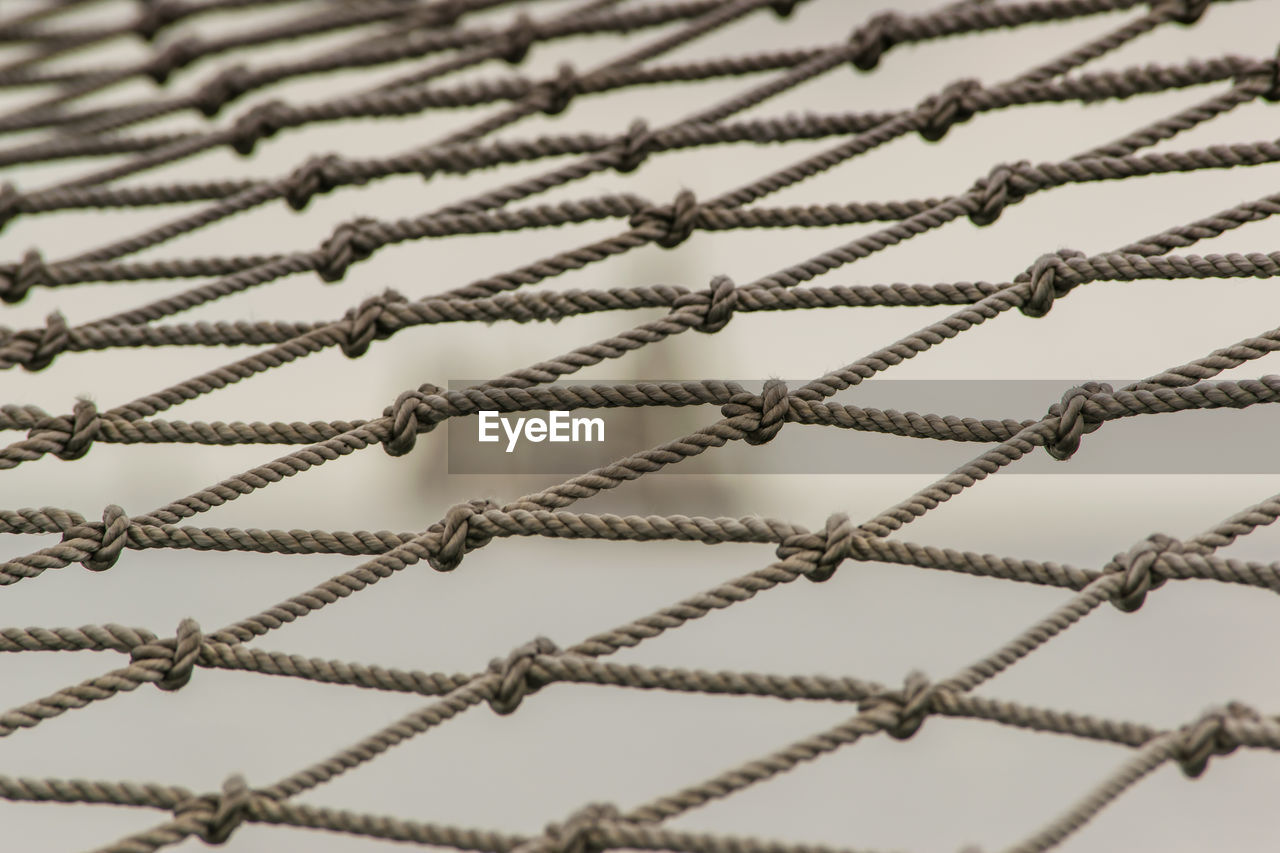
[4,1,1280,851]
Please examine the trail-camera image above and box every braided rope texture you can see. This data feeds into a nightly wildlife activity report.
[3,0,1280,850]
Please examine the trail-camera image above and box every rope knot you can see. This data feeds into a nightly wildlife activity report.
[318,217,384,283]
[340,288,405,358]
[145,36,203,84]
[858,671,933,740]
[1,249,47,305]
[740,379,789,445]
[192,64,256,117]
[848,13,900,71]
[283,154,343,211]
[130,618,203,692]
[1265,48,1280,102]
[916,79,981,142]
[614,119,654,174]
[1110,532,1181,612]
[811,512,854,582]
[0,182,21,235]
[1175,702,1257,778]
[382,383,443,457]
[430,499,498,572]
[62,504,130,572]
[700,274,737,333]
[229,100,290,156]
[62,398,101,460]
[487,636,559,715]
[173,774,251,844]
[135,0,185,41]
[1023,248,1085,318]
[969,161,1029,227]
[776,513,856,582]
[629,189,699,249]
[530,63,580,116]
[27,397,100,463]
[1158,0,1211,25]
[1044,381,1109,461]
[16,311,70,372]
[672,275,736,333]
[516,803,620,853]
[502,14,537,64]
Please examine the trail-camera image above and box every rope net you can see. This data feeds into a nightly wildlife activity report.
[2,0,1280,849]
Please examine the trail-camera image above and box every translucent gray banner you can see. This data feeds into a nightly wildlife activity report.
[445,380,1276,475]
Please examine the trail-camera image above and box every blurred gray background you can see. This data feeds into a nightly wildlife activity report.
[3,0,1280,850]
